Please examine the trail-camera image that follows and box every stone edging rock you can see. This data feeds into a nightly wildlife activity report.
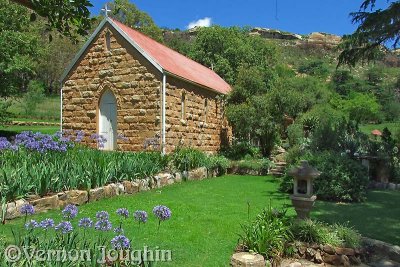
[362,237,400,264]
[369,181,400,191]
[5,121,60,127]
[289,242,362,266]
[4,167,210,221]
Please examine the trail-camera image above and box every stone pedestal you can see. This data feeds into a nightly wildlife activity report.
[290,195,317,220]
[230,252,265,267]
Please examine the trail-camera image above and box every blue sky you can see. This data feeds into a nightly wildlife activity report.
[89,0,390,36]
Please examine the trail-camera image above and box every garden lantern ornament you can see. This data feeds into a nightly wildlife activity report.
[289,160,320,219]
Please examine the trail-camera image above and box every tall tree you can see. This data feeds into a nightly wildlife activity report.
[109,0,164,42]
[11,0,94,40]
[339,0,400,66]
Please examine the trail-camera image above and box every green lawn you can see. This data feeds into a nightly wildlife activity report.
[359,122,399,135]
[313,190,400,245]
[1,96,60,121]
[0,175,399,266]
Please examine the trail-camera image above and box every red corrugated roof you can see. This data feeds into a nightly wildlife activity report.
[111,19,231,94]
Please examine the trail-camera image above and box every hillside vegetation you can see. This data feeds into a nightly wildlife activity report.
[0,0,399,145]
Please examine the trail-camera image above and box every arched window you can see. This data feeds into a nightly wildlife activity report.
[105,31,111,51]
[204,99,208,122]
[181,93,186,120]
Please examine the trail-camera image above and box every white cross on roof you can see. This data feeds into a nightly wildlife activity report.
[101,3,111,17]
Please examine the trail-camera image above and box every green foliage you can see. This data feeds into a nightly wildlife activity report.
[335,92,383,123]
[0,0,40,98]
[220,141,260,160]
[205,155,230,176]
[239,205,292,260]
[170,147,207,172]
[189,26,277,85]
[333,223,361,248]
[305,152,369,202]
[0,148,167,202]
[23,80,45,115]
[25,0,94,40]
[110,0,164,42]
[338,0,400,67]
[298,60,330,78]
[291,220,360,248]
[231,158,273,175]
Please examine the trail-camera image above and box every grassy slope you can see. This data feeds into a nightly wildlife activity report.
[2,96,60,121]
[359,122,399,135]
[313,190,400,245]
[1,175,399,266]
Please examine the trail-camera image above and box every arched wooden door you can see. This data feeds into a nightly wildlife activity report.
[99,90,117,150]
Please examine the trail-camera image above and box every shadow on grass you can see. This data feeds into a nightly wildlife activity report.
[0,130,18,138]
[312,190,400,245]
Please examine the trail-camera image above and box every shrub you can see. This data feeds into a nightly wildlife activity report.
[220,141,260,160]
[205,155,230,176]
[298,60,330,78]
[333,223,361,248]
[170,147,207,172]
[238,205,292,260]
[290,220,360,248]
[306,152,369,202]
[231,158,273,175]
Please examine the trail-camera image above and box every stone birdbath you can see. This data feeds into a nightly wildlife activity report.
[289,160,320,220]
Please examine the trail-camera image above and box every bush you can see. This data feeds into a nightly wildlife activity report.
[220,141,260,160]
[231,158,273,175]
[239,205,292,260]
[170,147,207,172]
[306,152,369,202]
[290,220,360,248]
[205,155,230,176]
[298,60,330,78]
[333,223,361,248]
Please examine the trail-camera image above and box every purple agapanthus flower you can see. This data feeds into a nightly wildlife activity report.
[94,219,112,231]
[20,204,35,215]
[0,137,11,151]
[96,211,109,221]
[55,221,73,234]
[62,204,78,220]
[152,205,172,221]
[116,208,129,219]
[113,227,124,234]
[111,235,130,250]
[78,217,93,229]
[25,220,39,230]
[133,210,148,224]
[39,218,55,230]
[90,134,107,148]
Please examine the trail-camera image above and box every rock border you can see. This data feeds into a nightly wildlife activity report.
[5,121,60,127]
[369,181,400,191]
[4,167,211,221]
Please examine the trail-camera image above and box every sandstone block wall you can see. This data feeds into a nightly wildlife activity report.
[165,76,231,153]
[62,25,162,151]
[62,23,230,153]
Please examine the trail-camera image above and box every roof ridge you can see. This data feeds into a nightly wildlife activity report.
[110,18,214,73]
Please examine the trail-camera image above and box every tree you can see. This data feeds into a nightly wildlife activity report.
[11,0,94,40]
[339,0,400,66]
[109,0,163,42]
[0,0,40,98]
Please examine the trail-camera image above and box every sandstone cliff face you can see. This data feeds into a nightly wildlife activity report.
[163,26,342,48]
[249,28,303,41]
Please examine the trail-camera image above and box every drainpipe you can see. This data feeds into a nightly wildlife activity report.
[60,81,63,132]
[161,73,166,155]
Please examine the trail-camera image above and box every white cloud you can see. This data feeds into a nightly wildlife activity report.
[187,17,212,29]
